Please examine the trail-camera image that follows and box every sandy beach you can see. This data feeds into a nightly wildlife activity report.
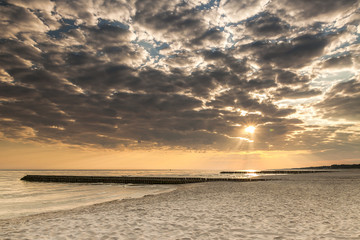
[1,172,360,240]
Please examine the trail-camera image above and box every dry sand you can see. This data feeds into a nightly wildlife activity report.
[1,172,360,239]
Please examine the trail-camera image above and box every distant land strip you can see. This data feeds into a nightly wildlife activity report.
[20,175,273,184]
[297,164,360,169]
[220,170,333,174]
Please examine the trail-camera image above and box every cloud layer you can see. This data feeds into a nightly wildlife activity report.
[0,0,359,157]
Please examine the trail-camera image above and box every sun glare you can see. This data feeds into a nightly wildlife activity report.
[245,126,256,134]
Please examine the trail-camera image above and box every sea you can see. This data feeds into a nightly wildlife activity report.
[0,169,257,220]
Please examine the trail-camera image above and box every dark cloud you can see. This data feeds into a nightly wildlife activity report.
[83,24,133,48]
[0,39,42,64]
[315,78,360,121]
[102,45,146,65]
[245,79,276,90]
[272,86,322,100]
[110,92,202,113]
[190,28,226,47]
[245,13,290,38]
[269,0,358,22]
[202,50,249,74]
[133,0,206,40]
[163,51,200,69]
[275,70,310,85]
[0,82,38,99]
[133,0,230,50]
[322,54,353,69]
[0,3,47,37]
[241,33,330,68]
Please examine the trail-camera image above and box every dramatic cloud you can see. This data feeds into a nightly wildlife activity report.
[0,0,359,158]
[272,86,322,100]
[322,54,354,69]
[316,78,360,121]
[245,13,290,38]
[241,33,331,68]
[268,0,359,25]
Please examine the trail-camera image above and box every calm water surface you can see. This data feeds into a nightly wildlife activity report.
[0,169,255,219]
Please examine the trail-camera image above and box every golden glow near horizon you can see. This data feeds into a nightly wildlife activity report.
[0,140,358,170]
[245,126,256,134]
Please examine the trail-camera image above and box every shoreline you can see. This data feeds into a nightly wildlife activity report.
[2,172,360,239]
[0,183,179,222]
[0,182,189,224]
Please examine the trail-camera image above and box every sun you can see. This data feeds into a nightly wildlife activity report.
[245,126,256,134]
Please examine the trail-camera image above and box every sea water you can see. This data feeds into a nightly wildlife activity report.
[0,169,254,220]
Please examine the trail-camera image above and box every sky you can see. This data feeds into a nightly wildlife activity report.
[0,0,359,170]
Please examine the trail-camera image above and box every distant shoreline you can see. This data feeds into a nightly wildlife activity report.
[296,164,360,169]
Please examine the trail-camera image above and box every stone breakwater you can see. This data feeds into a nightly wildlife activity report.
[21,175,273,184]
